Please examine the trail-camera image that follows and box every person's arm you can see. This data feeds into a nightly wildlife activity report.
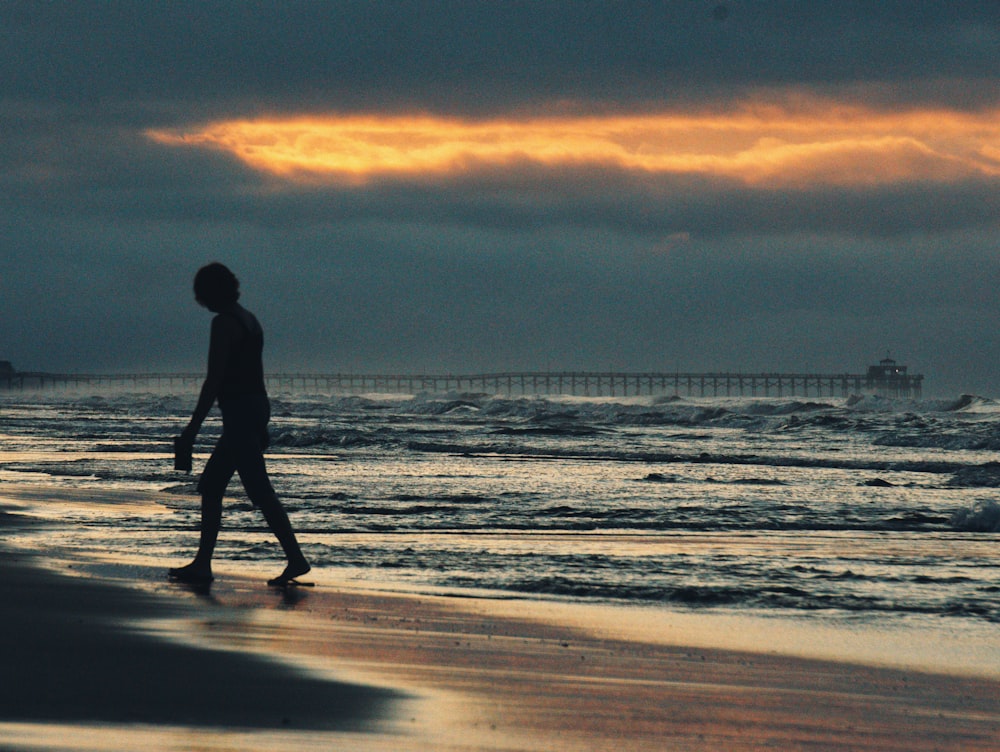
[180,315,240,441]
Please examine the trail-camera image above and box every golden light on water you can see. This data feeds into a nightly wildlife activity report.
[148,103,1000,187]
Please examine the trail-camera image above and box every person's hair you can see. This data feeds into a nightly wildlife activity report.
[193,262,240,309]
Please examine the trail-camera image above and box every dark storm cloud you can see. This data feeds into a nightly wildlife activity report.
[2,1,999,113]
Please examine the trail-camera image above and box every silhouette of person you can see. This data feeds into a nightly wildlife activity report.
[169,262,310,587]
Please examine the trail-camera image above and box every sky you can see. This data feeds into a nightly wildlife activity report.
[2,1,999,397]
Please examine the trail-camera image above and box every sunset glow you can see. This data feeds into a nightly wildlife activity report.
[148,104,1000,187]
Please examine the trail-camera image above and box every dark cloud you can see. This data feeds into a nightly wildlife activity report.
[2,1,998,113]
[3,185,998,394]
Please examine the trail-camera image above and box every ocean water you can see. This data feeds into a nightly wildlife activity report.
[2,388,999,627]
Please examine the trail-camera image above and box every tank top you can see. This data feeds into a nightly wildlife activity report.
[218,310,267,402]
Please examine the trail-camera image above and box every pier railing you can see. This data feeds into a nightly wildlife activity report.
[0,370,923,398]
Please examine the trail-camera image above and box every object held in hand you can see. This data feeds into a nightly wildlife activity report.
[174,436,193,472]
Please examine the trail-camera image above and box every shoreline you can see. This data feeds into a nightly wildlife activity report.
[2,488,1000,750]
[6,481,1000,680]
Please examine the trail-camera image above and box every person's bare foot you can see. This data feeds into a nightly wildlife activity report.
[168,563,214,584]
[267,559,311,586]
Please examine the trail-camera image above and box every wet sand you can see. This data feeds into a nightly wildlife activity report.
[2,495,999,751]
[0,546,400,737]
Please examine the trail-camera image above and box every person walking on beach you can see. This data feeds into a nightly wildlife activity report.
[169,262,310,587]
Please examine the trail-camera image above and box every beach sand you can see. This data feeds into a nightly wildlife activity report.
[1,488,999,751]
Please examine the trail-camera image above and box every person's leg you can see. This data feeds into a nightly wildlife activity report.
[169,436,235,582]
[254,493,310,580]
[229,399,310,581]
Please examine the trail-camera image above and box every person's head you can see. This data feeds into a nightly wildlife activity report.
[193,262,240,311]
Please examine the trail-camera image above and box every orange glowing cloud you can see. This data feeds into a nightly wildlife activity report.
[147,103,1000,188]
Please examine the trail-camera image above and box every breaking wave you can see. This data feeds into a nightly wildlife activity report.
[951,500,1000,532]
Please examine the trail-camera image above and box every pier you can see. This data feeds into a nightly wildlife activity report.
[0,369,923,398]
